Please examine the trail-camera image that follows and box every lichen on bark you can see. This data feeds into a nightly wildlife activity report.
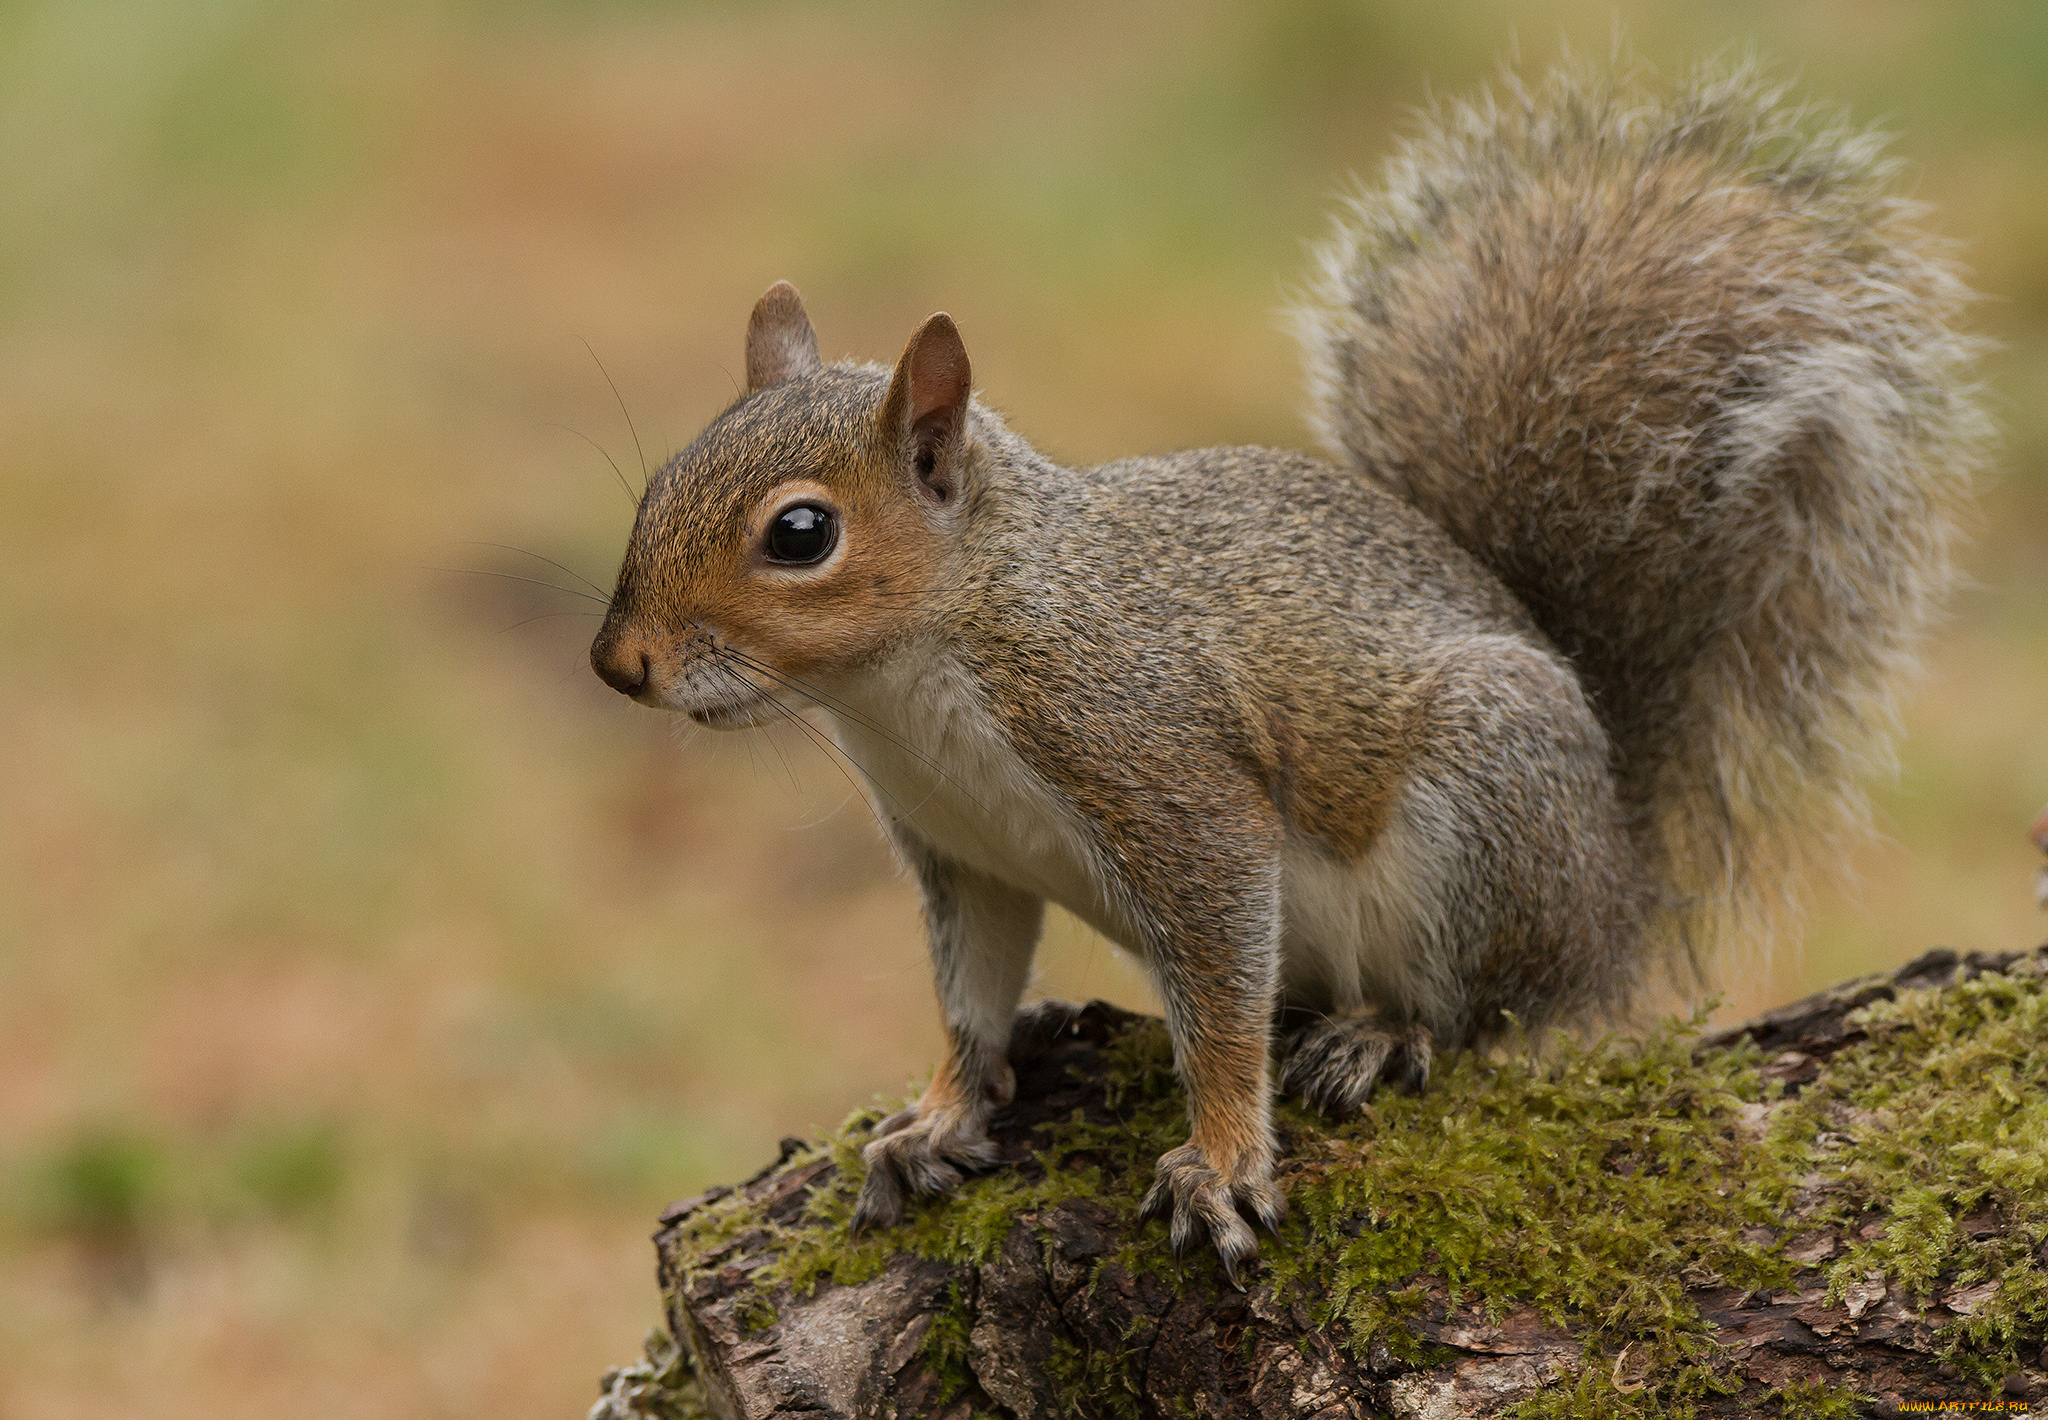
[592,945,2048,1419]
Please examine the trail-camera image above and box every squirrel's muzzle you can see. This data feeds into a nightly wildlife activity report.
[590,622,651,698]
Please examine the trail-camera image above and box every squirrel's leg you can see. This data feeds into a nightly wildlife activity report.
[1133,870,1287,1287]
[851,855,1043,1234]
[1280,632,1646,1119]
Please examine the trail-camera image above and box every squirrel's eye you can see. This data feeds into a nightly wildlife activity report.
[766,503,836,564]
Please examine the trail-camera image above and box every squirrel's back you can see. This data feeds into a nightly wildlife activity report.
[1296,60,1988,966]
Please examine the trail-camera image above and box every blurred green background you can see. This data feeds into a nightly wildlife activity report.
[1,1,2042,1414]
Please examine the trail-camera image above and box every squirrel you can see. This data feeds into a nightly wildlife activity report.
[589,62,1985,1280]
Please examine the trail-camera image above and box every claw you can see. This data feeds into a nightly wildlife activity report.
[1141,1142,1282,1285]
[1217,1243,1249,1293]
[850,1105,998,1234]
[853,1001,1079,1237]
[1280,1016,1434,1116]
[1205,1209,1258,1286]
[1138,1172,1172,1222]
[851,1172,909,1237]
[1243,1185,1286,1233]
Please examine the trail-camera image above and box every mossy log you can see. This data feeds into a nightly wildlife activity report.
[591,946,2048,1419]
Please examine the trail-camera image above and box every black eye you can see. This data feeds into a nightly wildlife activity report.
[766,503,836,564]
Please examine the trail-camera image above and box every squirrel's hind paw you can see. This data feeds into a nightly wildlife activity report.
[1279,1016,1434,1117]
[1007,997,1085,1066]
[1138,1143,1284,1290]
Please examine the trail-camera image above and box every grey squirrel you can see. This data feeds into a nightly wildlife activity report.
[589,62,1985,1279]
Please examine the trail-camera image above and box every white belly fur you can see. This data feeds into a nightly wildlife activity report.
[825,641,1454,1023]
[823,645,1130,943]
[1279,780,1461,1028]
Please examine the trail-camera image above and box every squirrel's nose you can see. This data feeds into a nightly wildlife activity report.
[590,627,651,698]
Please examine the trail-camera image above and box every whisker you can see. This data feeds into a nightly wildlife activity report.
[430,566,612,606]
[783,780,863,833]
[771,717,893,836]
[708,662,803,794]
[455,541,613,602]
[720,649,999,821]
[733,687,869,832]
[729,659,974,815]
[764,698,929,837]
[720,650,922,752]
[581,338,649,489]
[713,653,958,833]
[708,675,774,786]
[547,422,639,507]
[499,609,605,633]
[716,666,882,832]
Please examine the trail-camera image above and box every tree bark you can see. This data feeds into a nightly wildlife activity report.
[591,945,2048,1419]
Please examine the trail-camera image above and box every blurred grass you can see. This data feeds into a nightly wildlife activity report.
[0,1,2042,1415]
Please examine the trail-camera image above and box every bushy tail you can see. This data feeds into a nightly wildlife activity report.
[1296,60,1988,968]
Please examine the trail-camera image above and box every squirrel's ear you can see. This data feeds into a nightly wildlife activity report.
[880,312,971,506]
[745,281,821,392]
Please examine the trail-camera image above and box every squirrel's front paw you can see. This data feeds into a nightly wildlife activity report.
[1138,1143,1284,1289]
[850,1106,1001,1234]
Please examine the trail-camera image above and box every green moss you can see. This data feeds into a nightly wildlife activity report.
[1765,1379,1862,1418]
[1042,1332,1151,1420]
[662,968,2048,1414]
[593,1329,714,1420]
[1511,1369,1852,1420]
[1505,1364,1677,1420]
[1279,1017,1798,1413]
[915,1283,979,1406]
[1778,969,2048,1380]
[664,1032,1199,1322]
